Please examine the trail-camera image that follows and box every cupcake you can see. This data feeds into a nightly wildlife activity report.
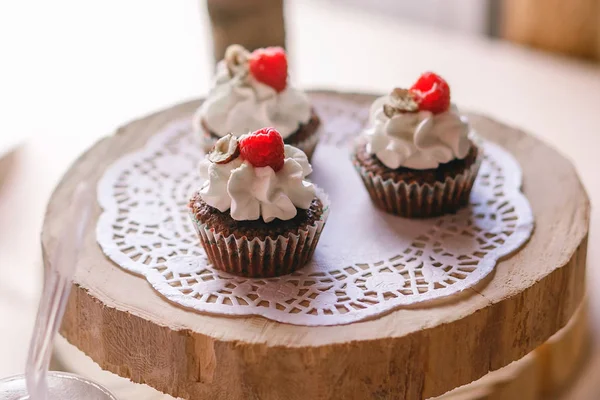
[352,72,481,218]
[193,44,321,160]
[189,127,329,277]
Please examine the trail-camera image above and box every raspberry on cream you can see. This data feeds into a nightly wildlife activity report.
[194,45,311,140]
[410,72,451,114]
[198,129,315,223]
[365,73,471,170]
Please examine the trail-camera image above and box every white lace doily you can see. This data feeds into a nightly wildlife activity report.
[96,96,534,326]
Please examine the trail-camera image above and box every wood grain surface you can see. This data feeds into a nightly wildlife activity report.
[207,0,285,62]
[52,297,590,400]
[42,92,590,400]
[501,0,600,60]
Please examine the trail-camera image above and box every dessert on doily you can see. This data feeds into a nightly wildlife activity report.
[188,127,329,278]
[193,45,321,160]
[352,72,482,218]
[58,90,574,400]
[97,93,533,324]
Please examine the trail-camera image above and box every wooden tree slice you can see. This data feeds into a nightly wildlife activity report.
[42,92,590,400]
[438,296,590,399]
[51,297,590,400]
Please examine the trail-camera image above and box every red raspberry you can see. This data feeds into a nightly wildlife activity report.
[239,127,285,171]
[248,47,288,93]
[409,72,451,114]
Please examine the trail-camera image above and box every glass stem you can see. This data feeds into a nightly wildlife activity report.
[25,266,72,400]
[24,183,91,400]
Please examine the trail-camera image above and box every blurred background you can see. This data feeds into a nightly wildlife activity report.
[2,0,600,155]
[1,0,599,399]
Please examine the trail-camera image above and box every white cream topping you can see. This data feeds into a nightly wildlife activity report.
[365,96,471,170]
[197,60,311,139]
[198,145,315,222]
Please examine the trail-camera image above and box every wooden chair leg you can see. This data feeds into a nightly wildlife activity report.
[206,0,285,62]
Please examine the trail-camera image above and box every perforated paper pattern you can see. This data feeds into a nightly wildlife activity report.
[96,94,534,326]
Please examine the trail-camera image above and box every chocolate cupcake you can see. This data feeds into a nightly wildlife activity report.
[352,72,482,218]
[189,128,329,277]
[193,45,321,160]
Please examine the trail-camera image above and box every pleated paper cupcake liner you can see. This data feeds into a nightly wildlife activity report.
[198,129,320,161]
[193,116,320,161]
[189,187,330,278]
[291,128,320,161]
[352,153,482,218]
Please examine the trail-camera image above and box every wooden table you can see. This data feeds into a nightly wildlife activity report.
[1,0,599,398]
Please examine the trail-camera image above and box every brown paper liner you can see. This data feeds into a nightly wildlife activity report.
[352,153,482,218]
[198,127,320,161]
[193,113,320,161]
[189,188,329,277]
[289,130,319,160]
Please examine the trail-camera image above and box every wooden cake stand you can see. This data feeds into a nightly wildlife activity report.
[43,92,590,400]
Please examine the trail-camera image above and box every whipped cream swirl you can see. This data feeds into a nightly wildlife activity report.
[196,59,311,139]
[365,96,471,170]
[198,145,315,222]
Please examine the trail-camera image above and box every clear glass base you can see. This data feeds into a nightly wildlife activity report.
[0,371,117,400]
